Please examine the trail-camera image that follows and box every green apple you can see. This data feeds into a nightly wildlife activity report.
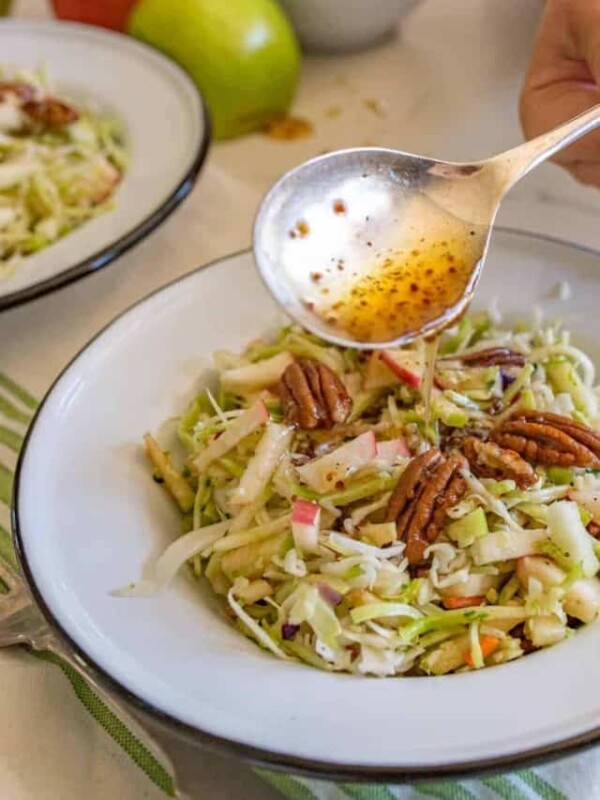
[128,0,301,140]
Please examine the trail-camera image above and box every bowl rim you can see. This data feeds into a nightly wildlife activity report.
[12,227,600,782]
[0,19,211,312]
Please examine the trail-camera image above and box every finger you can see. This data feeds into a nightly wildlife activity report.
[523,0,600,81]
[520,0,600,163]
[521,82,600,166]
[567,161,600,187]
[570,0,600,84]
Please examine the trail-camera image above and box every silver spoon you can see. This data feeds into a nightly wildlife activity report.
[254,104,600,349]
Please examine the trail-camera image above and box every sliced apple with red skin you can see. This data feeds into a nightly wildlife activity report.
[296,431,377,493]
[380,349,425,388]
[373,438,410,468]
[291,499,321,553]
[363,349,425,391]
[363,351,398,390]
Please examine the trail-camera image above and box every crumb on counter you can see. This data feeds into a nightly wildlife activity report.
[363,98,388,117]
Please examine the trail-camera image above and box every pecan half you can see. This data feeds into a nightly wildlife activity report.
[462,436,537,489]
[278,359,352,429]
[386,449,467,565]
[455,347,526,368]
[386,449,442,522]
[23,98,79,128]
[491,410,600,469]
[517,411,600,457]
[0,82,36,103]
[588,520,600,539]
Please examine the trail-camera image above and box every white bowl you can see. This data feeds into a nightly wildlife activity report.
[13,229,600,779]
[0,20,209,312]
[279,0,417,53]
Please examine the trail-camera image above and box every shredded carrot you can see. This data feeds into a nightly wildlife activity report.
[442,595,485,610]
[465,635,500,667]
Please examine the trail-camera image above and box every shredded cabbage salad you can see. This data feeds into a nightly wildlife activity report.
[124,311,600,677]
[0,67,127,277]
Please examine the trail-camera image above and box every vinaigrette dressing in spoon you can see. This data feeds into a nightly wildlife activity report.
[255,104,600,352]
[309,199,486,346]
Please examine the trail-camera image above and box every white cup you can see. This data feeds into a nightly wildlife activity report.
[279,0,418,53]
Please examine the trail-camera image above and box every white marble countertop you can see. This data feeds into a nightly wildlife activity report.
[2,1,600,798]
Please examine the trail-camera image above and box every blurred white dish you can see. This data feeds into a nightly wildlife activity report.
[278,0,418,52]
[0,20,209,312]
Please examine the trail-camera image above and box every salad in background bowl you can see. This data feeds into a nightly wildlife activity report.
[0,20,209,311]
[0,67,127,279]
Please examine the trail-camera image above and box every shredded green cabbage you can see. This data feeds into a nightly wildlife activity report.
[0,68,126,272]
[124,312,600,677]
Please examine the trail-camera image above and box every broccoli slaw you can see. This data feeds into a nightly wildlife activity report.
[0,67,126,277]
[124,310,600,677]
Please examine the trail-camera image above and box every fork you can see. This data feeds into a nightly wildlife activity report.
[0,558,195,799]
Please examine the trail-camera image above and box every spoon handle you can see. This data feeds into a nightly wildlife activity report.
[489,103,600,191]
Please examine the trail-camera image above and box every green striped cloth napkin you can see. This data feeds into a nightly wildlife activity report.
[0,372,589,800]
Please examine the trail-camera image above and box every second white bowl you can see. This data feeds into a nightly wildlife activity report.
[278,0,417,53]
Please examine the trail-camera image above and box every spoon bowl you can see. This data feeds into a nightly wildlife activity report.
[254,104,600,348]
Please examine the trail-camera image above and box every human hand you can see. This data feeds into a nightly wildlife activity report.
[520,0,600,187]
